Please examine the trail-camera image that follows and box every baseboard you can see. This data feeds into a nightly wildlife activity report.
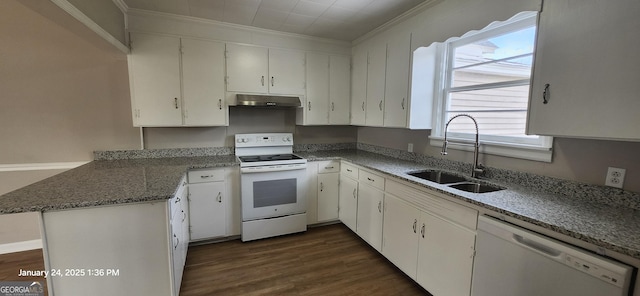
[0,239,43,255]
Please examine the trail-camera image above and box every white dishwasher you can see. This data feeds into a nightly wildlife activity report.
[471,215,634,296]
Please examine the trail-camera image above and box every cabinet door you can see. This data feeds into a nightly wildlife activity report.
[365,41,387,126]
[269,48,306,95]
[338,176,358,232]
[317,173,339,222]
[350,48,367,125]
[382,194,420,280]
[417,212,476,296]
[356,184,384,252]
[527,0,640,140]
[305,53,330,125]
[384,33,410,128]
[182,38,227,126]
[225,43,268,93]
[329,55,351,125]
[128,33,182,126]
[188,181,226,240]
[306,162,319,224]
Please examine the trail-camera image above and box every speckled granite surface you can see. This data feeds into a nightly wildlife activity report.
[0,155,238,214]
[2,145,639,260]
[297,149,640,260]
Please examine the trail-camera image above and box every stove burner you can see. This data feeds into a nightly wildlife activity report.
[238,154,303,163]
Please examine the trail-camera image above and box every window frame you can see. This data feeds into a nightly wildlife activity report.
[429,11,553,162]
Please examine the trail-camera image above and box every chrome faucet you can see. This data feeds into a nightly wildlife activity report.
[441,114,484,178]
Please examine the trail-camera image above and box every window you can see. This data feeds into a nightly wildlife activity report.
[430,12,552,162]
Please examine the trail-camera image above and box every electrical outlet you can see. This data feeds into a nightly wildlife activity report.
[605,167,626,189]
[408,143,414,152]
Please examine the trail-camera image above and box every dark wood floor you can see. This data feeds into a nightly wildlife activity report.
[0,224,428,296]
[180,224,429,295]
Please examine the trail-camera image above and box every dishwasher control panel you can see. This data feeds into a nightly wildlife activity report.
[564,254,625,288]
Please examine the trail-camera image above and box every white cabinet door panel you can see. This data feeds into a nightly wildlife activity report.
[338,176,358,232]
[188,182,226,240]
[269,48,306,95]
[365,41,386,126]
[356,184,384,252]
[382,194,420,280]
[305,53,330,125]
[182,38,226,126]
[129,33,182,126]
[384,33,410,128]
[317,173,339,222]
[351,48,367,125]
[329,55,351,125]
[225,43,268,93]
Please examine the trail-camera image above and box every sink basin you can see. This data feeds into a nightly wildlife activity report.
[449,182,504,193]
[407,170,467,184]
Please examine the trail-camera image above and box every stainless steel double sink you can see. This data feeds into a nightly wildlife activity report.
[406,170,505,193]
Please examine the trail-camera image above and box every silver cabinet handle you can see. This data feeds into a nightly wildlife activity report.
[543,83,550,104]
[378,201,382,213]
[413,219,417,233]
[421,223,425,238]
[346,168,353,172]
[174,98,179,109]
[401,98,405,110]
[175,197,180,203]
[325,166,334,169]
[200,175,214,179]
[271,76,274,87]
[320,182,324,192]
[261,76,264,86]
[331,102,335,111]
[218,99,222,110]
[379,100,383,111]
[182,210,186,222]
[352,188,357,198]
[308,101,311,111]
[367,177,374,182]
[217,192,222,203]
[362,101,365,111]
[173,234,178,249]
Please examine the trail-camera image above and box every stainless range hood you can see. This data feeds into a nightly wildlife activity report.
[235,94,302,108]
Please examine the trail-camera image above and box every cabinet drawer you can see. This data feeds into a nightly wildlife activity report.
[340,162,359,179]
[318,160,340,174]
[359,170,385,191]
[188,168,225,183]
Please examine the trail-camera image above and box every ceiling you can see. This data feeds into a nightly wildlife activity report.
[122,0,428,41]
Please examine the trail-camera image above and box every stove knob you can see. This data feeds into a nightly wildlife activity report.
[286,137,292,142]
[236,138,242,143]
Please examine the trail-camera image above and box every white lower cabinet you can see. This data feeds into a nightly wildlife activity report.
[187,168,227,241]
[416,212,476,296]
[356,183,384,252]
[317,161,340,222]
[338,175,358,232]
[382,194,421,279]
[170,177,189,295]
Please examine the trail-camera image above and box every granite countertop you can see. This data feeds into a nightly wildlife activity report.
[1,148,638,260]
[297,150,640,260]
[0,155,238,214]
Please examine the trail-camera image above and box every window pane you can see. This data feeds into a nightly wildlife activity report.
[451,55,532,88]
[448,85,530,112]
[453,26,536,68]
[446,111,531,137]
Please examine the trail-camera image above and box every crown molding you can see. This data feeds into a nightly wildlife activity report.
[112,0,129,14]
[127,8,352,48]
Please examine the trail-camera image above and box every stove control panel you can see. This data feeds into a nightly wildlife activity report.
[235,133,294,148]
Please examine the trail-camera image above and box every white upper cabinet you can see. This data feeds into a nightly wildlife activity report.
[128,33,228,127]
[226,44,305,96]
[269,48,306,95]
[299,53,351,126]
[304,53,330,125]
[527,0,640,141]
[365,40,387,126]
[383,32,411,128]
[329,55,351,125]
[225,44,268,93]
[181,38,227,126]
[350,48,368,125]
[128,33,182,126]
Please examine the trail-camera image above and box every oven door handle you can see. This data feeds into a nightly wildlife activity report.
[240,164,307,173]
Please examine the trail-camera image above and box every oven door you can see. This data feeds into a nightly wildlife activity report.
[240,164,307,221]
